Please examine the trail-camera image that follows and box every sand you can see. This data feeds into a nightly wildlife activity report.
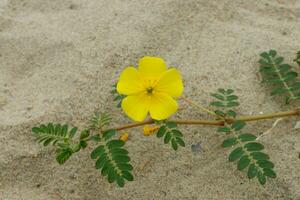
[0,0,300,199]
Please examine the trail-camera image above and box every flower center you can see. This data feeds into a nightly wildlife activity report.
[146,87,154,94]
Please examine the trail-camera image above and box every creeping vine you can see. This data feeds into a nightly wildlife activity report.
[32,49,300,187]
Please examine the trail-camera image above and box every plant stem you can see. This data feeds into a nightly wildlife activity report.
[181,96,217,116]
[112,109,300,131]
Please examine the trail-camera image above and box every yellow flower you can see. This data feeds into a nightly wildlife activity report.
[119,132,129,142]
[143,125,160,136]
[117,56,184,122]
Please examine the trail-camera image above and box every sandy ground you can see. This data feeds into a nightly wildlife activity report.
[0,0,300,199]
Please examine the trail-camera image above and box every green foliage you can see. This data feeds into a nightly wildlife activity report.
[91,135,133,187]
[294,51,300,67]
[32,123,89,164]
[90,113,133,187]
[210,88,239,118]
[259,49,300,103]
[156,121,185,150]
[223,121,275,185]
[111,83,126,108]
[90,112,112,130]
[211,89,276,185]
[32,123,74,146]
[56,147,73,165]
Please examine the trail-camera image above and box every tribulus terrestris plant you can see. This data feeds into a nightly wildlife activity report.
[32,50,300,187]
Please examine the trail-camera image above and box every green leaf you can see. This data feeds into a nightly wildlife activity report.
[80,130,89,140]
[257,160,274,169]
[250,152,270,160]
[269,49,277,57]
[263,168,276,178]
[32,127,41,134]
[166,122,177,128]
[211,88,239,110]
[226,101,239,107]
[113,95,123,101]
[171,129,183,137]
[290,82,300,91]
[226,95,238,101]
[222,137,237,147]
[44,138,53,146]
[107,140,125,149]
[237,155,250,170]
[176,137,185,147]
[171,139,178,150]
[32,123,72,147]
[48,123,54,134]
[259,50,300,104]
[226,110,237,118]
[80,141,87,149]
[38,124,47,132]
[231,120,246,131]
[61,124,68,136]
[259,59,270,65]
[257,171,266,185]
[211,93,225,100]
[271,87,289,95]
[56,148,73,165]
[113,155,130,163]
[92,133,134,187]
[260,52,270,60]
[96,154,108,169]
[279,64,291,72]
[101,162,111,176]
[69,127,78,138]
[217,127,231,133]
[108,168,117,183]
[218,88,226,94]
[247,163,257,179]
[244,142,264,151]
[110,148,129,155]
[164,132,172,144]
[229,147,244,162]
[214,110,225,116]
[90,112,112,130]
[156,126,166,138]
[210,101,225,107]
[238,133,257,142]
[283,72,297,82]
[122,171,134,181]
[103,129,116,141]
[116,177,125,187]
[57,142,69,149]
[54,124,61,134]
[91,145,105,159]
[90,134,101,142]
[274,56,284,64]
[73,143,81,152]
[117,163,133,171]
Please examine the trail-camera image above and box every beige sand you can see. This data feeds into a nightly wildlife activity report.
[1,0,300,199]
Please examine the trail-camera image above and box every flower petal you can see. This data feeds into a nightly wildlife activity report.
[117,67,144,95]
[156,68,184,97]
[121,93,150,122]
[149,93,178,120]
[138,56,167,77]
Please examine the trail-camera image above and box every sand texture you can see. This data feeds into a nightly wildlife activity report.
[1,0,300,199]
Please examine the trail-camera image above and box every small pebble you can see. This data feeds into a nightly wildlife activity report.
[69,4,78,10]
[191,142,203,153]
